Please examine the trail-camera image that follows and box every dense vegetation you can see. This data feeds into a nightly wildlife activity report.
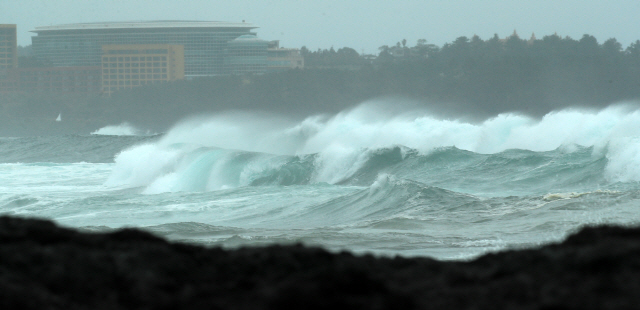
[300,33,640,115]
[2,33,640,135]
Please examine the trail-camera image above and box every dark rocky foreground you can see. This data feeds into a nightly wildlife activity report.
[1,216,639,309]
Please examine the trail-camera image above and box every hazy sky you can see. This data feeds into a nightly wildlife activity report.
[2,0,639,53]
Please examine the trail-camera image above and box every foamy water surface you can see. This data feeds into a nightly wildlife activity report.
[2,101,640,259]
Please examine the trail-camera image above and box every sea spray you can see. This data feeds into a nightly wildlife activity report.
[105,101,640,193]
[91,122,147,136]
[603,137,640,182]
[105,143,184,189]
[4,103,640,258]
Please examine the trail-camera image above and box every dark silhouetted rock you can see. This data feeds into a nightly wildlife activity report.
[1,215,639,309]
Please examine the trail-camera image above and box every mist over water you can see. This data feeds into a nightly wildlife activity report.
[91,122,151,136]
[160,101,640,155]
[105,101,640,193]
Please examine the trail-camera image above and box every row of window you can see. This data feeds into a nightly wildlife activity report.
[103,56,168,62]
[103,74,169,81]
[19,77,99,82]
[38,56,211,69]
[19,76,99,81]
[20,82,100,86]
[103,62,168,68]
[32,33,249,69]
[36,33,244,38]
[20,87,101,92]
[103,68,167,74]
[106,49,169,55]
[35,34,246,43]
[268,60,299,66]
[19,71,99,76]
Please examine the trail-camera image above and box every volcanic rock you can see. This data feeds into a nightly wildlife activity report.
[1,215,639,309]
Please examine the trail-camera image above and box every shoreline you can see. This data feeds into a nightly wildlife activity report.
[1,215,639,309]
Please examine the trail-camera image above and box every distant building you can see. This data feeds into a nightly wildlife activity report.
[0,24,17,70]
[1,21,298,95]
[0,24,18,92]
[101,44,184,95]
[266,40,303,73]
[9,66,101,93]
[223,35,268,75]
[362,54,377,63]
[31,21,257,77]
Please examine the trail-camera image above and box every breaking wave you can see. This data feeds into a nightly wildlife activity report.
[91,122,149,136]
[105,101,640,194]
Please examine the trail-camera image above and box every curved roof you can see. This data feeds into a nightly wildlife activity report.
[227,35,268,47]
[31,20,257,32]
[233,34,266,41]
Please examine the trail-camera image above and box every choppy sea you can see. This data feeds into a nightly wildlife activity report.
[2,102,640,259]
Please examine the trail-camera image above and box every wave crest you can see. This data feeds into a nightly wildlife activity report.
[106,101,640,192]
[92,123,147,136]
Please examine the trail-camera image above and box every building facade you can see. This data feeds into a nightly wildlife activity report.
[0,24,18,92]
[101,44,184,95]
[223,35,268,75]
[1,21,302,95]
[0,24,17,70]
[3,66,102,93]
[31,21,257,77]
[267,41,304,73]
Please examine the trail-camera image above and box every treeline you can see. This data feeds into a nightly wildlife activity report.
[3,33,640,135]
[399,33,640,114]
[104,33,640,127]
[301,33,640,114]
[300,46,367,69]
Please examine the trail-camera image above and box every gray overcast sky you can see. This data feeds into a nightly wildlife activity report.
[2,0,639,53]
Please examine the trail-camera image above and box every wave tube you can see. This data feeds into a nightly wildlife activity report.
[106,100,640,192]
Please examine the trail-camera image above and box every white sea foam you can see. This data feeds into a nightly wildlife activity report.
[543,190,620,202]
[106,100,640,192]
[105,143,184,189]
[91,122,145,136]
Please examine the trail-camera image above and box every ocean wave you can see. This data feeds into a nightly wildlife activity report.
[0,195,39,210]
[91,122,150,136]
[104,101,640,193]
[0,135,155,163]
[104,142,610,196]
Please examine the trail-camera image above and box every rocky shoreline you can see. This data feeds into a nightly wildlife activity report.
[1,215,639,309]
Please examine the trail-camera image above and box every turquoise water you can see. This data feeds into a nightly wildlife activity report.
[2,102,640,259]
